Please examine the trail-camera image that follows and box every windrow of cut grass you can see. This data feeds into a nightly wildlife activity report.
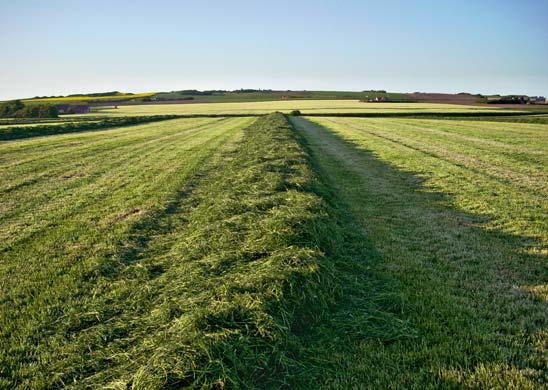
[0,121,93,130]
[0,116,107,125]
[81,112,343,388]
[22,92,155,104]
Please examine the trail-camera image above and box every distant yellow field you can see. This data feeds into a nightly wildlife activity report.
[94,100,510,116]
[23,92,155,104]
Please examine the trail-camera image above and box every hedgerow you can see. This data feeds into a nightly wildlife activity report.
[0,115,180,140]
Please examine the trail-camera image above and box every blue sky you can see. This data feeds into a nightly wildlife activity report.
[1,0,547,99]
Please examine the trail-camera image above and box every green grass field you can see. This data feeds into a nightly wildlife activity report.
[291,116,547,387]
[1,117,252,386]
[0,110,546,388]
[95,100,511,116]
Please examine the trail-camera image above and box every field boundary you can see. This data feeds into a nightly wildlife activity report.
[0,115,185,141]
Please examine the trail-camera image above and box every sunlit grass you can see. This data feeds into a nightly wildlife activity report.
[96,100,508,116]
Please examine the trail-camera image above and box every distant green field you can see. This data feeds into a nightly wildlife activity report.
[95,100,508,116]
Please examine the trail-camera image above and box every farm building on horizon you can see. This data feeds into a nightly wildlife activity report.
[530,96,546,103]
[360,96,387,102]
[487,95,546,104]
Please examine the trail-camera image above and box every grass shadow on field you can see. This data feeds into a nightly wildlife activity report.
[289,117,547,388]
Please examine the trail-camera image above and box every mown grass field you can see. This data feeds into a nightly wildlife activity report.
[1,117,252,386]
[0,110,546,388]
[291,116,547,387]
[95,100,510,116]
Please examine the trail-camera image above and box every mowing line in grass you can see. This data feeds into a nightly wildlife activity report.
[318,117,547,194]
[311,117,547,243]
[0,119,240,251]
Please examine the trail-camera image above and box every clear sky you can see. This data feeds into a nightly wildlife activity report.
[1,0,547,99]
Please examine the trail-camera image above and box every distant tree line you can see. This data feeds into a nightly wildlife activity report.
[232,89,273,93]
[164,89,276,96]
[170,90,220,96]
[487,95,544,104]
[33,95,65,99]
[0,100,58,118]
[143,96,194,102]
[457,92,484,96]
[67,91,123,97]
[32,91,124,99]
